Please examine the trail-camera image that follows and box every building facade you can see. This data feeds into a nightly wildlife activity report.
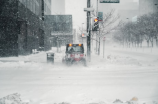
[45,15,73,47]
[44,0,51,15]
[91,0,139,22]
[0,0,51,56]
[139,0,158,16]
[19,0,42,18]
[19,0,51,19]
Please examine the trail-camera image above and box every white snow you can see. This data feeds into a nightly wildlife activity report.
[0,44,158,104]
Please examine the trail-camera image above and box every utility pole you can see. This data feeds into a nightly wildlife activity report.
[96,0,98,54]
[96,0,101,55]
[98,30,100,55]
[87,0,91,61]
[97,0,101,55]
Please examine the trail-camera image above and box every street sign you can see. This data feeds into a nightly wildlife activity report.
[84,8,94,12]
[100,0,119,3]
[98,12,103,21]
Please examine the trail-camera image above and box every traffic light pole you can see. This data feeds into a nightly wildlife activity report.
[96,0,99,22]
[97,0,101,55]
[96,0,99,55]
[87,0,91,61]
[98,30,100,55]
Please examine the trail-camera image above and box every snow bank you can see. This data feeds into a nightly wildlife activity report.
[0,45,158,104]
[0,93,28,104]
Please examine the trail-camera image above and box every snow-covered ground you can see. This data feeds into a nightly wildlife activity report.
[0,44,158,104]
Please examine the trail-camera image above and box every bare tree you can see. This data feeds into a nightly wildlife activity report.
[91,9,122,55]
[114,12,158,48]
[92,9,122,38]
[150,13,158,47]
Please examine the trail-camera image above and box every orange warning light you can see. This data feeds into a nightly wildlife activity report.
[69,44,72,47]
[94,18,98,22]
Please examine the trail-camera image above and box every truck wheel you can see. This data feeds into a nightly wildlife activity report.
[66,60,72,66]
[84,61,87,66]
[81,59,87,66]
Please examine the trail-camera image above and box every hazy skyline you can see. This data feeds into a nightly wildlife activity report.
[51,0,65,14]
[51,0,139,31]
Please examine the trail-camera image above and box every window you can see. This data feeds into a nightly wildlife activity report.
[68,46,83,52]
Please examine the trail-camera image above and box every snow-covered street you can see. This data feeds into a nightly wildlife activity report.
[0,46,158,104]
[1,0,158,104]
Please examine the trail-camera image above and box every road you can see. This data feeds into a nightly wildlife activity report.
[0,47,158,104]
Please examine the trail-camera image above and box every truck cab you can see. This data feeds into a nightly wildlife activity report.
[62,44,86,66]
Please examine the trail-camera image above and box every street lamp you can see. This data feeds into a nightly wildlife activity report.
[84,0,92,61]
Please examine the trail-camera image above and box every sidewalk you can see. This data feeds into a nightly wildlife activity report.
[0,52,47,63]
[0,46,66,63]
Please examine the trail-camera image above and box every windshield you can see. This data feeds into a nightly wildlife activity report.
[68,46,83,52]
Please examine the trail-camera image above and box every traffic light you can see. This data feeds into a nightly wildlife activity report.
[92,17,99,31]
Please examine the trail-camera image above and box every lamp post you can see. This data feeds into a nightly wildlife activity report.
[97,0,99,55]
[84,0,93,61]
[87,0,91,61]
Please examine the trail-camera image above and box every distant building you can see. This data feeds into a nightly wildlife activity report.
[51,0,65,14]
[112,0,139,21]
[0,0,51,56]
[139,0,158,16]
[44,0,51,15]
[73,29,77,43]
[118,9,138,22]
[45,15,73,47]
[91,0,139,22]
[19,0,42,18]
[132,15,138,23]
[19,0,51,19]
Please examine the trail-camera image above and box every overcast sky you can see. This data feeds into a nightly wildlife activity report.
[52,0,139,32]
[65,0,87,30]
